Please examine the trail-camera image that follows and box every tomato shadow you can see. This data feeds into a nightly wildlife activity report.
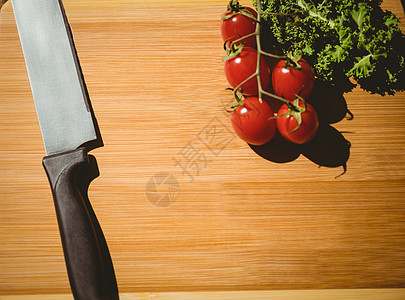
[249,131,301,163]
[309,79,353,124]
[301,124,351,173]
[249,79,352,174]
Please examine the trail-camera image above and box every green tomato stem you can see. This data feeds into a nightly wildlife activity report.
[260,49,286,59]
[230,32,258,45]
[226,0,296,109]
[254,0,288,105]
[232,72,257,100]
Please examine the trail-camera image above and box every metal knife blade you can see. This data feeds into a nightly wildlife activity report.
[12,0,101,155]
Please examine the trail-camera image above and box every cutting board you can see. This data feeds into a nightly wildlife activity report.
[1,0,405,296]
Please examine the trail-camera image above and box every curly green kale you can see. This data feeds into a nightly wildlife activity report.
[254,0,405,95]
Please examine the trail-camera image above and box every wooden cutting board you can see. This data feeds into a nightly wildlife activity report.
[1,0,405,296]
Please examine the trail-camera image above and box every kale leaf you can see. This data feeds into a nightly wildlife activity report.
[254,0,405,95]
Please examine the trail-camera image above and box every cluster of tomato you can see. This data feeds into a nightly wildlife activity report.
[220,1,320,146]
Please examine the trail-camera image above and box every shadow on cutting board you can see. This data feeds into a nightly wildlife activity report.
[250,79,352,176]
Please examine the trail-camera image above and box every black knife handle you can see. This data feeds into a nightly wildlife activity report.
[43,147,119,300]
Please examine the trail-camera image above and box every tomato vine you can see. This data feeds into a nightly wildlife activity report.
[222,1,306,108]
[221,0,319,145]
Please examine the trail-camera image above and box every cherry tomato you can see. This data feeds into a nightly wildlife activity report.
[272,58,315,101]
[224,47,270,96]
[231,97,276,145]
[221,6,257,48]
[277,101,319,144]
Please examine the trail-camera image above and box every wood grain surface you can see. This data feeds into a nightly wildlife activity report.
[1,0,405,296]
[1,289,405,300]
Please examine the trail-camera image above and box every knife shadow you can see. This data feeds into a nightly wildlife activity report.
[249,79,352,176]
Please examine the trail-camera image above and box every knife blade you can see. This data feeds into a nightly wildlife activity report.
[11,0,119,299]
[12,0,100,155]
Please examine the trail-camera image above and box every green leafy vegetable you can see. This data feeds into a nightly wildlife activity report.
[254,0,405,95]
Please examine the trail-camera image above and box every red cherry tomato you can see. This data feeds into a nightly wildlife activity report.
[224,47,270,96]
[272,58,315,101]
[231,97,276,145]
[277,101,319,144]
[221,6,257,48]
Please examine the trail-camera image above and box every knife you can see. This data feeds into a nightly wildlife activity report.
[11,0,119,299]
[0,0,7,10]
